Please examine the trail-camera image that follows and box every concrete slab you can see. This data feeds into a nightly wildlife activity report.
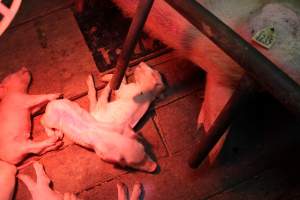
[15,144,127,200]
[208,168,298,200]
[0,8,97,96]
[154,91,203,154]
[78,156,198,200]
[153,58,205,109]
[10,0,72,28]
[135,111,169,159]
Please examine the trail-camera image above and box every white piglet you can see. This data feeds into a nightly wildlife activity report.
[0,67,62,165]
[41,62,164,172]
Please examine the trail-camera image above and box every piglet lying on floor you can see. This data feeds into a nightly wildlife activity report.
[18,162,143,200]
[0,67,62,165]
[41,63,164,172]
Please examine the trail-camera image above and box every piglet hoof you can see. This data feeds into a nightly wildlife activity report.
[64,192,80,200]
[18,162,64,200]
[131,182,143,200]
[48,93,63,101]
[100,73,113,82]
[51,130,64,140]
[86,74,94,85]
[117,182,128,200]
[41,136,64,152]
[117,182,143,200]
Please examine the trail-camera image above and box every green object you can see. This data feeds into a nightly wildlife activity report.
[252,26,276,49]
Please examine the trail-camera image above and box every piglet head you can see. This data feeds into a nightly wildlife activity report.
[0,67,31,94]
[120,138,157,173]
[97,127,157,173]
[134,62,165,97]
[119,127,157,172]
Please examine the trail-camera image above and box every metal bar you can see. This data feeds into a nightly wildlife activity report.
[188,75,257,168]
[109,0,154,90]
[165,0,300,119]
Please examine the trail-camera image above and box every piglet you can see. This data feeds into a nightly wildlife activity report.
[0,67,62,165]
[41,63,164,172]
[0,161,17,200]
[41,98,156,172]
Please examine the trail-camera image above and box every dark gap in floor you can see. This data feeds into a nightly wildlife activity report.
[2,0,13,8]
[73,0,169,72]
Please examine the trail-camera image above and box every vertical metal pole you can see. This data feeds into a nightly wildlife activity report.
[109,0,154,90]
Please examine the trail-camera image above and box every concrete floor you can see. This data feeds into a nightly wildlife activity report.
[1,1,300,200]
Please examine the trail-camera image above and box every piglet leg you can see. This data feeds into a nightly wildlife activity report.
[117,182,143,200]
[86,73,127,112]
[100,73,127,84]
[63,193,79,200]
[198,72,238,164]
[130,182,143,200]
[18,162,64,200]
[86,74,97,112]
[0,161,17,200]
[86,74,112,110]
[26,94,61,114]
[117,182,129,200]
[23,137,63,155]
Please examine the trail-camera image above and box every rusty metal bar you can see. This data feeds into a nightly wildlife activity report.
[188,75,257,168]
[109,0,154,90]
[165,0,300,118]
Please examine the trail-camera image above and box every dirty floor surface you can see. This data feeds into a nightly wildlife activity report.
[1,1,300,200]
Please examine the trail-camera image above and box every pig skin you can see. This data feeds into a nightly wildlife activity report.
[0,67,62,165]
[110,0,300,162]
[0,161,17,200]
